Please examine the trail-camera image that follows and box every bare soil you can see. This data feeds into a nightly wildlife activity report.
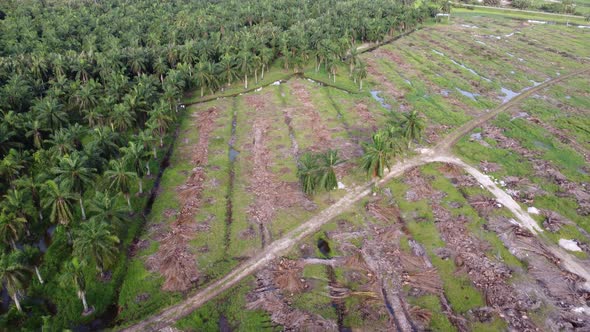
[244,94,316,247]
[145,107,219,292]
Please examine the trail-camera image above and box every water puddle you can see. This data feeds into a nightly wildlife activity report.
[370,90,392,109]
[455,87,480,101]
[229,148,239,161]
[461,24,478,28]
[440,89,451,97]
[500,87,519,103]
[475,40,486,46]
[433,49,491,82]
[450,59,491,82]
[432,49,444,56]
[528,20,547,24]
[506,52,515,57]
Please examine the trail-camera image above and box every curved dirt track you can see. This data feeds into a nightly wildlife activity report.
[121,67,590,332]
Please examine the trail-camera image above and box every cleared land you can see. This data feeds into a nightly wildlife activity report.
[118,14,590,331]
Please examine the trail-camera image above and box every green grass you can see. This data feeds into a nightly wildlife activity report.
[175,277,273,331]
[453,5,589,25]
[408,294,456,331]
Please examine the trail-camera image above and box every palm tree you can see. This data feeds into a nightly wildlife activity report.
[52,153,96,220]
[0,209,26,249]
[32,96,68,132]
[297,152,320,195]
[59,258,91,314]
[41,180,76,230]
[46,129,74,157]
[0,252,31,312]
[194,59,215,97]
[236,50,253,89]
[88,191,128,230]
[73,220,119,274]
[399,110,424,149]
[361,131,394,179]
[20,245,43,284]
[109,103,134,132]
[3,189,35,235]
[120,141,150,194]
[14,174,46,223]
[354,60,367,91]
[259,47,274,80]
[318,150,344,192]
[218,53,239,88]
[25,118,45,150]
[104,160,138,210]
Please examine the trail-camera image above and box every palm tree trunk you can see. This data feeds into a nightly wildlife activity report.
[153,146,158,159]
[360,79,363,91]
[79,197,86,220]
[126,194,132,210]
[13,294,22,312]
[138,178,143,194]
[254,69,258,84]
[159,136,163,147]
[244,74,248,89]
[200,86,204,97]
[146,162,151,176]
[11,239,17,250]
[261,65,265,79]
[35,266,44,284]
[79,290,89,312]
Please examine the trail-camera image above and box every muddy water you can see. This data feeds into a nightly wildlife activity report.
[224,99,239,253]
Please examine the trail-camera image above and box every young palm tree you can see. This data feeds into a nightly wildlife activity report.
[400,110,424,149]
[318,150,344,192]
[73,220,120,274]
[52,153,96,220]
[297,152,320,195]
[59,258,91,314]
[361,131,395,179]
[0,252,31,312]
[104,160,138,210]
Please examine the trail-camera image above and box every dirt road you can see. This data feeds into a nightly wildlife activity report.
[120,67,590,332]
